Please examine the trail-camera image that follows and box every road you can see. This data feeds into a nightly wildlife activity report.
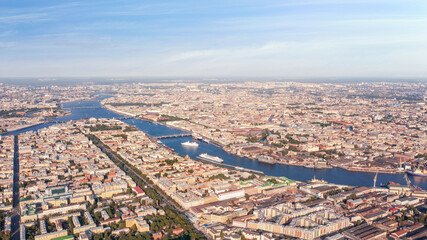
[90,135,185,212]
[11,135,20,240]
[89,134,209,237]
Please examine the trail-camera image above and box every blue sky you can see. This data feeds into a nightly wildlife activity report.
[0,0,426,78]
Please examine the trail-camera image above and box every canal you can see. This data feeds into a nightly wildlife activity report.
[4,94,426,189]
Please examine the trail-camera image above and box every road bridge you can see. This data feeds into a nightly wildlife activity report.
[155,133,192,139]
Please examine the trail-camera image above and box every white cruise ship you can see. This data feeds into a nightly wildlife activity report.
[181,141,199,147]
[198,153,224,163]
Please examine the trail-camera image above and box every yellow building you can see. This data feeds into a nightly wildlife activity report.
[209,209,247,224]
[47,199,67,208]
[69,195,86,204]
[101,188,125,199]
[125,217,150,232]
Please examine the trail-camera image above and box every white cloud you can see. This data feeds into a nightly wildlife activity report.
[0,41,15,48]
[0,13,49,24]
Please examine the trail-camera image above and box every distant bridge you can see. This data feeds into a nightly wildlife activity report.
[45,116,133,124]
[49,120,67,124]
[63,107,101,110]
[155,134,192,139]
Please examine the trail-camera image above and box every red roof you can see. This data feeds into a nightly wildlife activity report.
[392,229,407,237]
[388,207,398,212]
[173,227,184,234]
[133,186,144,194]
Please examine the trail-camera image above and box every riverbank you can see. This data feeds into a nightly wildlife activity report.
[275,161,333,168]
[100,102,410,177]
[102,103,137,117]
[5,122,45,133]
[340,166,397,174]
[143,129,266,176]
[60,94,100,104]
[1,111,73,135]
[9,95,422,189]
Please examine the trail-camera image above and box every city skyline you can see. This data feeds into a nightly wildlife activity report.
[1,2,426,238]
[1,82,426,240]
[1,0,427,78]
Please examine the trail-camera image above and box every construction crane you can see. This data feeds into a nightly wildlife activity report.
[404,174,411,188]
[373,172,378,189]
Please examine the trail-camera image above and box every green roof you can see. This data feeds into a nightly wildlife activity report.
[53,235,74,240]
[52,188,66,195]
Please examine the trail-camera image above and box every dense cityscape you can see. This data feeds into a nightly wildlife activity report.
[2,0,427,239]
[102,82,426,175]
[0,81,426,240]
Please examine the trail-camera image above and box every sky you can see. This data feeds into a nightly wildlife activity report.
[0,0,426,79]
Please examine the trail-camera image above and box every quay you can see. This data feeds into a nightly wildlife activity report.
[7,95,422,189]
[195,156,264,175]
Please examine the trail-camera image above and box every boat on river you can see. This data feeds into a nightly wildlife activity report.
[198,153,223,163]
[407,168,427,177]
[181,141,199,147]
[8,94,425,190]
[258,156,276,165]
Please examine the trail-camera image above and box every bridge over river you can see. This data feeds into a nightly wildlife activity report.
[155,133,192,139]
[5,94,423,190]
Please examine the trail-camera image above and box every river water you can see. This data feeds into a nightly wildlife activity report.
[4,95,426,189]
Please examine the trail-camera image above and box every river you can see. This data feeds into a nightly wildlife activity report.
[4,94,426,189]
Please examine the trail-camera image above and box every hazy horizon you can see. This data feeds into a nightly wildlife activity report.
[0,76,426,87]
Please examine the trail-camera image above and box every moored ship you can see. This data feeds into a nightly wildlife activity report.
[181,141,199,147]
[308,176,327,184]
[304,164,328,169]
[407,168,427,177]
[192,134,209,143]
[198,153,223,163]
[258,156,276,165]
[193,134,203,140]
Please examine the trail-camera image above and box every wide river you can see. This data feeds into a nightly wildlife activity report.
[4,95,426,189]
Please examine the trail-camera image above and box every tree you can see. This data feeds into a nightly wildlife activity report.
[268,178,278,184]
[348,193,357,200]
[118,220,126,229]
[94,234,103,240]
[419,214,427,224]
[262,129,269,139]
[246,137,258,143]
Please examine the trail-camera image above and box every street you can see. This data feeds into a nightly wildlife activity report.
[11,135,20,240]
